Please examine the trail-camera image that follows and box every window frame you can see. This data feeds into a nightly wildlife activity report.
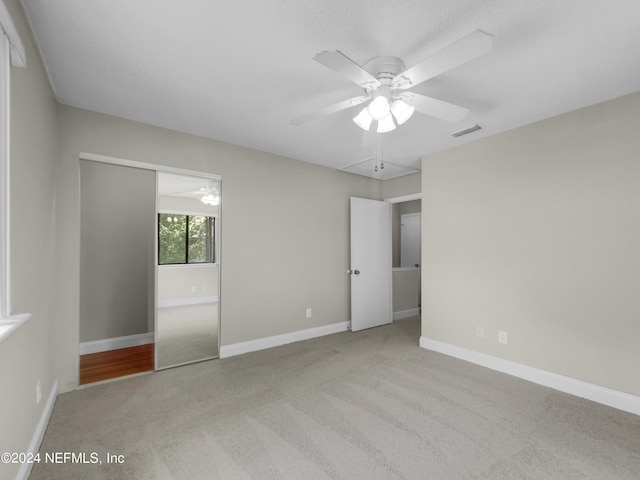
[157,211,218,266]
[0,2,31,344]
[0,27,10,318]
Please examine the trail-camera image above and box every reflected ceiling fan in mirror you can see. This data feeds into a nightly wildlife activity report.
[158,173,220,206]
[291,30,494,133]
[171,186,220,206]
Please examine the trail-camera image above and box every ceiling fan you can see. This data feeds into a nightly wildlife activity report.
[291,30,494,134]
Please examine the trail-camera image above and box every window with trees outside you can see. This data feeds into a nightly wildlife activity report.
[158,213,216,265]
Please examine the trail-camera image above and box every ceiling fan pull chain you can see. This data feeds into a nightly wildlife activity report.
[374,134,379,173]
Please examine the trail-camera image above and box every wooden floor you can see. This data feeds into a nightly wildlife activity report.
[79,344,155,385]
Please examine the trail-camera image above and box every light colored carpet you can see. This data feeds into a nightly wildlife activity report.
[31,317,640,479]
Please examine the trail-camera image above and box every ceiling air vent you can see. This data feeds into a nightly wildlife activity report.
[450,123,482,138]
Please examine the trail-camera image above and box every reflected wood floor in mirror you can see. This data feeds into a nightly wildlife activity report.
[79,344,155,385]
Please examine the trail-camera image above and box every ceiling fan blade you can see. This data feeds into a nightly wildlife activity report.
[314,51,381,90]
[291,95,369,125]
[392,30,494,90]
[403,92,469,123]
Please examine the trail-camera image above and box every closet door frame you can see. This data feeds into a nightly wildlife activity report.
[79,152,222,369]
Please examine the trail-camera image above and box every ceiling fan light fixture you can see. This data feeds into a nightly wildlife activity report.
[376,113,396,133]
[367,86,392,120]
[368,96,390,120]
[353,107,373,130]
[391,99,415,125]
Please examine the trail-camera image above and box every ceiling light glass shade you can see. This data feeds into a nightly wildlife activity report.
[368,95,390,120]
[353,107,373,131]
[201,194,220,206]
[391,99,415,125]
[376,114,396,133]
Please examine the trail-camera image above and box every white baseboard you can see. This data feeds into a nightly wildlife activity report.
[17,380,58,480]
[80,332,154,355]
[420,337,640,417]
[157,295,218,308]
[393,308,420,320]
[220,321,350,358]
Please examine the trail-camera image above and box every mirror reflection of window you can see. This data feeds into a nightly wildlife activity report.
[158,214,215,264]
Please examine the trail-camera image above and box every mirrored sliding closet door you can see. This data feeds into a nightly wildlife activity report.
[156,172,221,369]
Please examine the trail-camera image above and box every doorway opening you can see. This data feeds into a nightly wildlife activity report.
[78,154,221,384]
[348,193,421,333]
[389,194,421,321]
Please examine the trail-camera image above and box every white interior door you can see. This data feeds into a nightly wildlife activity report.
[350,197,392,332]
[401,213,421,268]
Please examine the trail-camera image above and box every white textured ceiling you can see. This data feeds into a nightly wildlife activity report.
[21,0,640,179]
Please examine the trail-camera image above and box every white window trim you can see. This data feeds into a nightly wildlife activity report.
[158,263,218,270]
[0,25,10,317]
[0,2,31,344]
[0,313,32,342]
[0,0,26,68]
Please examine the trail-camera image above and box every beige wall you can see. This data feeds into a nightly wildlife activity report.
[158,266,219,302]
[382,172,420,199]
[392,204,401,266]
[392,268,420,312]
[0,0,59,476]
[80,161,156,342]
[399,199,421,216]
[421,90,640,396]
[55,105,382,391]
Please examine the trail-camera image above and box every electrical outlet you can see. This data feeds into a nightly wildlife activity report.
[476,327,484,338]
[305,308,312,318]
[36,380,42,405]
[498,331,508,344]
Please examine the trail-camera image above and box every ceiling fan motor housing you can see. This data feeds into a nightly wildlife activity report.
[363,56,405,92]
